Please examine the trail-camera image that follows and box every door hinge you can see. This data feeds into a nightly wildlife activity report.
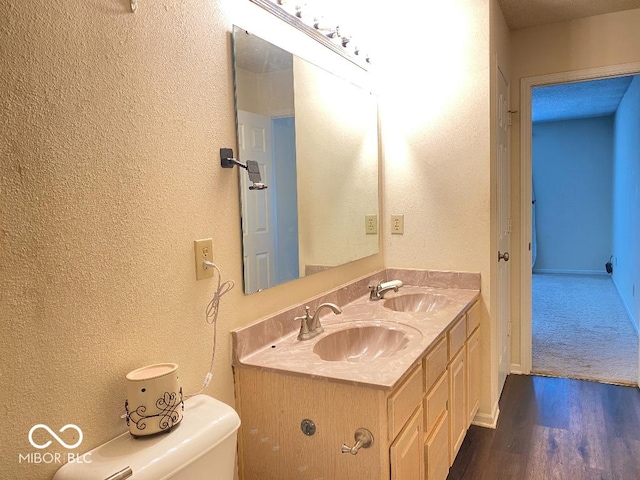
[508,322,512,337]
[507,110,518,127]
[507,217,512,234]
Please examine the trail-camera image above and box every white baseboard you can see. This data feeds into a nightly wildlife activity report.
[472,400,499,429]
[612,276,639,336]
[532,269,608,276]
[510,363,524,375]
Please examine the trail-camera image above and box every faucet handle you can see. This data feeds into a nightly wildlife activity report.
[293,306,311,322]
[368,281,381,300]
[293,306,311,339]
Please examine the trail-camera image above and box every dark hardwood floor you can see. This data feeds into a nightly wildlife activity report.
[448,375,640,480]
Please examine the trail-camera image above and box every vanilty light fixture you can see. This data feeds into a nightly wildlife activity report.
[250,0,371,69]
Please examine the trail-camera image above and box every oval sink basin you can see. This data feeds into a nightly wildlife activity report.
[313,326,410,362]
[383,293,451,313]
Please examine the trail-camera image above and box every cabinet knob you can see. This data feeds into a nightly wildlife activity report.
[341,428,374,455]
[300,419,316,436]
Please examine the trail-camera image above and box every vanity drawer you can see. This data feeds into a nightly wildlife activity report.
[424,368,448,436]
[466,301,480,336]
[388,364,424,440]
[424,337,447,392]
[448,315,467,360]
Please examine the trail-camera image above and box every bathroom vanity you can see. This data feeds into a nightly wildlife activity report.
[232,270,481,480]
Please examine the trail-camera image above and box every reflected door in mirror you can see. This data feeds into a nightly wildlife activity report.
[239,111,300,293]
[238,111,276,292]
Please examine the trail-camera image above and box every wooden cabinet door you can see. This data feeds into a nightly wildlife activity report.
[425,410,450,480]
[390,407,424,480]
[425,370,448,436]
[448,348,466,465]
[466,328,481,428]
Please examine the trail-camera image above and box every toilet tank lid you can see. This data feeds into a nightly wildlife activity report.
[52,395,240,480]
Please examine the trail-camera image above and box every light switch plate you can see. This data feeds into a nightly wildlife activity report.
[391,214,404,235]
[365,214,378,234]
[194,238,214,280]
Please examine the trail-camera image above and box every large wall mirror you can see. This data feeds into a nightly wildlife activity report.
[232,26,379,294]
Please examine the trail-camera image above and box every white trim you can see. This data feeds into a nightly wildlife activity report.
[532,269,609,275]
[519,62,640,377]
[520,75,533,375]
[612,275,639,335]
[472,400,500,429]
[510,363,523,375]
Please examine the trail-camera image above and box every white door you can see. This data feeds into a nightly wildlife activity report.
[497,66,511,393]
[238,110,276,293]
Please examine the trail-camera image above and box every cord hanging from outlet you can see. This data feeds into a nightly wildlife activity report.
[184,260,234,399]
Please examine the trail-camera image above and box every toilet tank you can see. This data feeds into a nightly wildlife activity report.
[53,395,240,480]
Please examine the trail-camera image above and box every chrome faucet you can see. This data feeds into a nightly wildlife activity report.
[293,303,342,341]
[369,280,403,301]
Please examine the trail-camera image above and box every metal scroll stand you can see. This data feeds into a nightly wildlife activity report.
[220,148,268,190]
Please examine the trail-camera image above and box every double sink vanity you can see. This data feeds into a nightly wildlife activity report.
[232,269,481,480]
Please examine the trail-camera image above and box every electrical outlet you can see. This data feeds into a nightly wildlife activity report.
[391,214,404,235]
[194,238,214,280]
[365,214,378,234]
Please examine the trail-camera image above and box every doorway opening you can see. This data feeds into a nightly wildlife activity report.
[530,76,638,384]
[519,64,640,386]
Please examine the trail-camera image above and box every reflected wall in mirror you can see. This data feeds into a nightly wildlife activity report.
[232,26,379,294]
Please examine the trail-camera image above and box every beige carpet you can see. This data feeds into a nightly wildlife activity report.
[532,273,638,385]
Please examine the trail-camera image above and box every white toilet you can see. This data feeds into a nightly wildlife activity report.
[53,395,240,480]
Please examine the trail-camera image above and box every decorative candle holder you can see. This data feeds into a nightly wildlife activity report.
[124,363,184,437]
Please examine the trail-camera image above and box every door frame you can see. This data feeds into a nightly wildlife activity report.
[519,62,640,376]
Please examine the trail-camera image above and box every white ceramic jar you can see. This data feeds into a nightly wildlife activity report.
[125,363,183,436]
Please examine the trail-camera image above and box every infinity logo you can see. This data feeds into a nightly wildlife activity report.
[28,424,83,450]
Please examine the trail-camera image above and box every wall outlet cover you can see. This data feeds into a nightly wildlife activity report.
[391,214,404,235]
[365,214,378,234]
[194,238,214,280]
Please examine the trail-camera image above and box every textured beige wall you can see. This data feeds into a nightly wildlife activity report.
[381,0,491,288]
[379,0,497,419]
[509,8,640,369]
[0,1,382,478]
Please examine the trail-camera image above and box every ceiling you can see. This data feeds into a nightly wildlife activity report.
[497,0,640,30]
[532,76,635,123]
